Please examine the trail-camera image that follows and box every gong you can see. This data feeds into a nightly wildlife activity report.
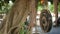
[40,9,52,32]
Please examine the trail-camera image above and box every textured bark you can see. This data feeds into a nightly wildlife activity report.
[53,0,58,25]
[53,0,58,20]
[0,0,38,34]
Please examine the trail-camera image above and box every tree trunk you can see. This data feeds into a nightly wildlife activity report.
[0,0,38,34]
[53,0,58,25]
[29,0,38,34]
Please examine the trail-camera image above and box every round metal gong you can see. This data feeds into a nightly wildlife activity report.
[40,9,52,32]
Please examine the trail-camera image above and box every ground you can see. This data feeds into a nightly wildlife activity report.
[32,26,60,34]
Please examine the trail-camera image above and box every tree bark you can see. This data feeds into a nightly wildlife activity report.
[0,0,38,34]
[53,0,58,25]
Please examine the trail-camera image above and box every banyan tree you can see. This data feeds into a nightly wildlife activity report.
[0,0,38,34]
[0,0,59,34]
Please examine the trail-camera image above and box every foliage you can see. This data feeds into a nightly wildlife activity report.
[37,2,53,11]
[19,23,24,34]
[0,0,14,13]
[37,2,43,11]
[49,4,54,12]
[58,3,60,12]
[19,21,30,34]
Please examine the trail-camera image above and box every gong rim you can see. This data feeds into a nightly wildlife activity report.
[40,9,52,32]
